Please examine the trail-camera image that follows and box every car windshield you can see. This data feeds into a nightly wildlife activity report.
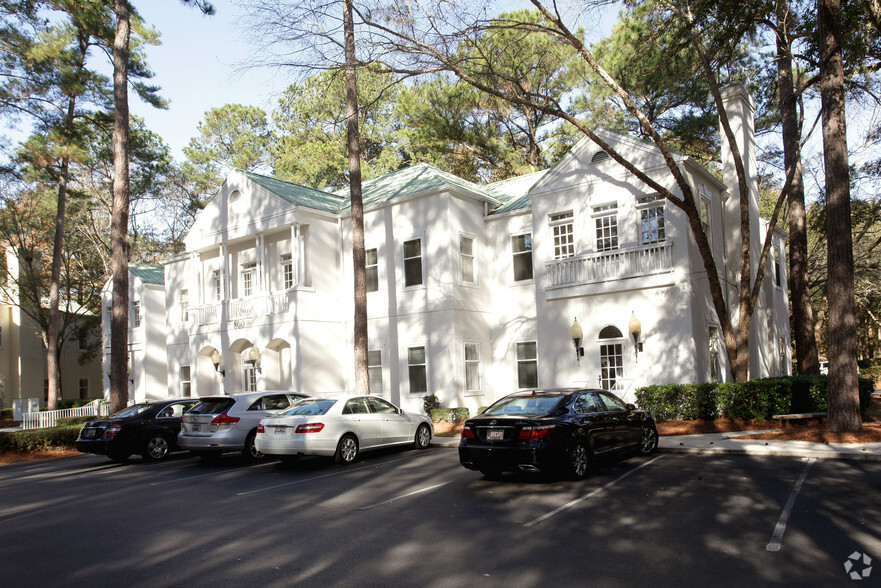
[483,394,563,416]
[110,404,153,419]
[283,399,336,416]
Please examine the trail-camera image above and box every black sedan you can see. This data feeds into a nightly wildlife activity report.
[458,388,658,479]
[76,398,199,462]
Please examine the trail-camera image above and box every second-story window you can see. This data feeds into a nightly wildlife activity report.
[366,248,378,293]
[774,248,782,288]
[403,238,423,287]
[460,235,475,284]
[511,233,534,282]
[211,270,222,301]
[241,262,256,297]
[281,253,294,289]
[637,194,666,244]
[550,211,575,259]
[699,184,713,250]
[593,203,618,252]
[180,289,189,322]
[132,300,141,328]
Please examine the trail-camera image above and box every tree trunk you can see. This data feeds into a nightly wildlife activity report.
[818,0,861,432]
[344,0,369,395]
[775,0,820,375]
[109,0,131,413]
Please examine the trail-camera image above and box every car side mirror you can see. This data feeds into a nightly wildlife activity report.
[626,403,636,411]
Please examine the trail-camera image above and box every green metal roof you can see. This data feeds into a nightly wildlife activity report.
[129,263,164,286]
[485,170,548,214]
[337,163,501,211]
[242,170,346,214]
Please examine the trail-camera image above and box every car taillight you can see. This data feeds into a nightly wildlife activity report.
[103,424,121,438]
[518,424,556,440]
[295,423,324,434]
[460,425,475,439]
[211,413,240,425]
[257,424,265,433]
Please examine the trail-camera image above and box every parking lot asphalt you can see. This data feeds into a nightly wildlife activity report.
[432,429,881,460]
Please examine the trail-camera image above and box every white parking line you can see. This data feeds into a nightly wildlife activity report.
[766,457,816,552]
[359,481,454,510]
[523,455,665,527]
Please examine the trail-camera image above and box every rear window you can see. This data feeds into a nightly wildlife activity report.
[283,399,337,416]
[110,404,153,419]
[483,394,564,417]
[189,399,235,415]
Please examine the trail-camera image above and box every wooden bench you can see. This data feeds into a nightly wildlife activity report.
[771,412,827,427]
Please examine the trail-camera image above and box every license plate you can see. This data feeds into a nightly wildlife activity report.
[274,426,286,435]
[487,429,504,440]
[82,428,96,438]
[192,424,201,432]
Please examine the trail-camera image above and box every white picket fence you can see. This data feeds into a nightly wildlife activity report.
[19,399,110,430]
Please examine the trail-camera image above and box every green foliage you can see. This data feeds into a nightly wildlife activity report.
[1,408,12,420]
[0,425,79,453]
[858,359,881,385]
[58,398,102,409]
[635,376,876,421]
[56,415,94,427]
[429,407,470,423]
[422,394,441,414]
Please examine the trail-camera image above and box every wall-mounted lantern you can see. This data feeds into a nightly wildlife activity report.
[629,312,643,362]
[246,346,262,373]
[570,317,584,364]
[210,349,225,377]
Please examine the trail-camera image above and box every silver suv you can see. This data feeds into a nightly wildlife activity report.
[179,391,308,461]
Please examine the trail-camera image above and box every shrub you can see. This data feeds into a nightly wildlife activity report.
[1,408,12,420]
[635,375,875,422]
[429,407,469,423]
[422,394,440,415]
[0,425,80,453]
[58,398,102,410]
[56,416,94,427]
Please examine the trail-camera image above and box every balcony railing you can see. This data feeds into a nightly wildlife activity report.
[191,292,291,326]
[545,242,673,289]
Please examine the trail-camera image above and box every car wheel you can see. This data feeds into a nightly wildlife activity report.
[107,448,130,462]
[334,434,359,464]
[640,424,659,456]
[567,440,590,480]
[142,435,170,461]
[414,424,431,449]
[242,429,264,460]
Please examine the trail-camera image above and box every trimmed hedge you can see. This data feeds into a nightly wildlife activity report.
[0,425,80,453]
[1,408,12,420]
[635,375,875,421]
[430,407,470,423]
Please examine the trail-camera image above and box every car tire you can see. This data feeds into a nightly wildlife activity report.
[242,429,264,460]
[566,440,590,480]
[414,424,431,449]
[639,424,659,456]
[142,435,170,461]
[107,448,130,462]
[334,434,359,465]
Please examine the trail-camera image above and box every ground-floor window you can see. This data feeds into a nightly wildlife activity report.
[78,378,89,399]
[243,361,257,392]
[516,341,538,388]
[464,343,481,393]
[181,366,191,397]
[368,349,383,395]
[709,326,722,382]
[408,346,427,393]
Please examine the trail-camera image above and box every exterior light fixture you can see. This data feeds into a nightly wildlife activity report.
[210,349,225,376]
[246,346,262,373]
[629,312,642,362]
[570,317,584,363]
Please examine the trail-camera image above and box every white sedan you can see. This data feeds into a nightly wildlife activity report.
[255,395,433,464]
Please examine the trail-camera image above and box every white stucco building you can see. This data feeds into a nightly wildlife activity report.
[102,85,791,412]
